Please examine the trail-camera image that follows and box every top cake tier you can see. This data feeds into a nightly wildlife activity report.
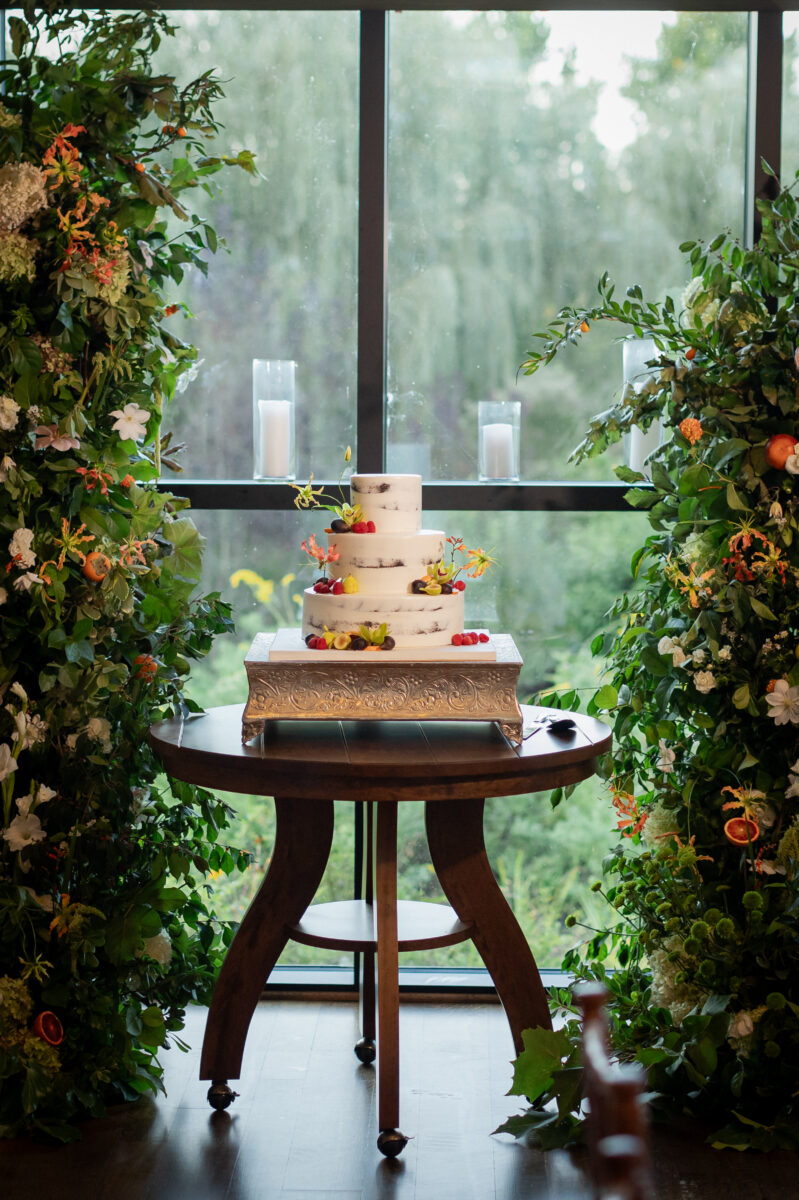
[350,473,421,533]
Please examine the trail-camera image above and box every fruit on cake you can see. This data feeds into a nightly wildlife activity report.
[296,473,490,649]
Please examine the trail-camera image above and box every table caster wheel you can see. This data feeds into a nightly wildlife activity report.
[354,1036,376,1064]
[207,1081,238,1111]
[377,1129,408,1158]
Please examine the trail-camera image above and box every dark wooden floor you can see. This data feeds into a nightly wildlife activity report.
[2,997,797,1199]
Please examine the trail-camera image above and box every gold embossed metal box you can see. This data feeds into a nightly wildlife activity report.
[242,630,524,744]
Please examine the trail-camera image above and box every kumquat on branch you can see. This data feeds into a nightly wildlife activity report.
[0,5,257,1139]
[497,174,799,1153]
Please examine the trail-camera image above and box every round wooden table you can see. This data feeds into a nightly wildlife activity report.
[149,703,611,1156]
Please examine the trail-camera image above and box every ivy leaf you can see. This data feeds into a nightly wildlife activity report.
[507,1026,573,1101]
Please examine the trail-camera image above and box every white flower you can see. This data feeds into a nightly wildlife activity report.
[728,1010,754,1039]
[2,811,45,852]
[718,645,732,661]
[65,733,79,750]
[0,453,15,482]
[758,858,787,876]
[10,681,28,702]
[36,784,56,805]
[0,743,18,781]
[766,679,799,725]
[141,932,172,966]
[110,402,149,441]
[656,740,676,773]
[693,670,717,694]
[13,571,39,592]
[22,714,47,749]
[658,635,689,667]
[0,587,6,605]
[785,446,799,475]
[85,716,112,752]
[22,887,53,912]
[752,801,777,829]
[0,394,19,431]
[15,792,33,817]
[8,527,35,567]
[692,648,706,664]
[175,357,204,394]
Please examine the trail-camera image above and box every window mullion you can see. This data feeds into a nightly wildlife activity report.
[745,11,783,247]
[357,11,388,471]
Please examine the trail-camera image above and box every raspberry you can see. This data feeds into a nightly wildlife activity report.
[352,521,367,533]
[478,632,489,643]
[466,632,478,645]
[453,579,466,591]
[331,580,344,595]
[366,520,376,532]
[313,580,330,593]
[451,633,463,646]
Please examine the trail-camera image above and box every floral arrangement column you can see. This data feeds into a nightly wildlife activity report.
[0,6,256,1139]
[500,173,799,1152]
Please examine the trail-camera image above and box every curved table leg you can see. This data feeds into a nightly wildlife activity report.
[200,794,335,1080]
[425,797,552,1050]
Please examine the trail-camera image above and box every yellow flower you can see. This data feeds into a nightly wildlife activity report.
[230,568,262,588]
[280,572,295,587]
[464,546,496,578]
[290,474,325,509]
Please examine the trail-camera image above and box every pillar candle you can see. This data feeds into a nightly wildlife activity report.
[259,399,292,477]
[482,422,515,478]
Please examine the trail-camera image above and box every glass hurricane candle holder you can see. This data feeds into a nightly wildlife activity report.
[253,359,296,480]
[478,399,520,481]
[622,336,661,478]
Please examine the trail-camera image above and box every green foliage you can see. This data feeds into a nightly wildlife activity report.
[507,175,799,1152]
[0,4,255,1137]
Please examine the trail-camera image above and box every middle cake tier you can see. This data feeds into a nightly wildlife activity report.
[330,529,446,594]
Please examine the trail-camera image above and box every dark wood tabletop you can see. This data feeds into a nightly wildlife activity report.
[148,702,612,802]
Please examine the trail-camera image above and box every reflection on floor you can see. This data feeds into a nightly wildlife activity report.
[3,998,797,1199]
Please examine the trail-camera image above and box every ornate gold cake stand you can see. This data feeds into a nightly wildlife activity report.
[241,631,524,745]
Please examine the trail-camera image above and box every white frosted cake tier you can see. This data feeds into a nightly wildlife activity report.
[302,586,464,647]
[329,529,445,594]
[351,473,421,533]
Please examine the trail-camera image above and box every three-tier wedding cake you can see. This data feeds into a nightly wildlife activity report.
[301,474,468,649]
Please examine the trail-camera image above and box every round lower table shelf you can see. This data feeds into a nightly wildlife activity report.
[290,899,474,952]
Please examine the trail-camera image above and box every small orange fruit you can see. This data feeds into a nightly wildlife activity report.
[724,816,759,847]
[765,433,799,470]
[82,551,111,582]
[133,653,158,680]
[686,346,697,360]
[31,1011,64,1046]
[177,126,187,137]
[579,320,590,333]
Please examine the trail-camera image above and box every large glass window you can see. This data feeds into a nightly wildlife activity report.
[154,12,360,481]
[386,12,748,482]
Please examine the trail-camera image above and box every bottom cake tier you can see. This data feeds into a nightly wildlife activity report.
[301,586,464,648]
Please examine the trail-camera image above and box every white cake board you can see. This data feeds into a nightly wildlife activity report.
[268,626,498,663]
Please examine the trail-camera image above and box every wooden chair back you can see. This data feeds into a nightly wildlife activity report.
[575,982,653,1200]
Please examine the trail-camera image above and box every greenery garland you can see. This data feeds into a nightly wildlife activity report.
[0,4,256,1139]
[499,171,799,1153]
